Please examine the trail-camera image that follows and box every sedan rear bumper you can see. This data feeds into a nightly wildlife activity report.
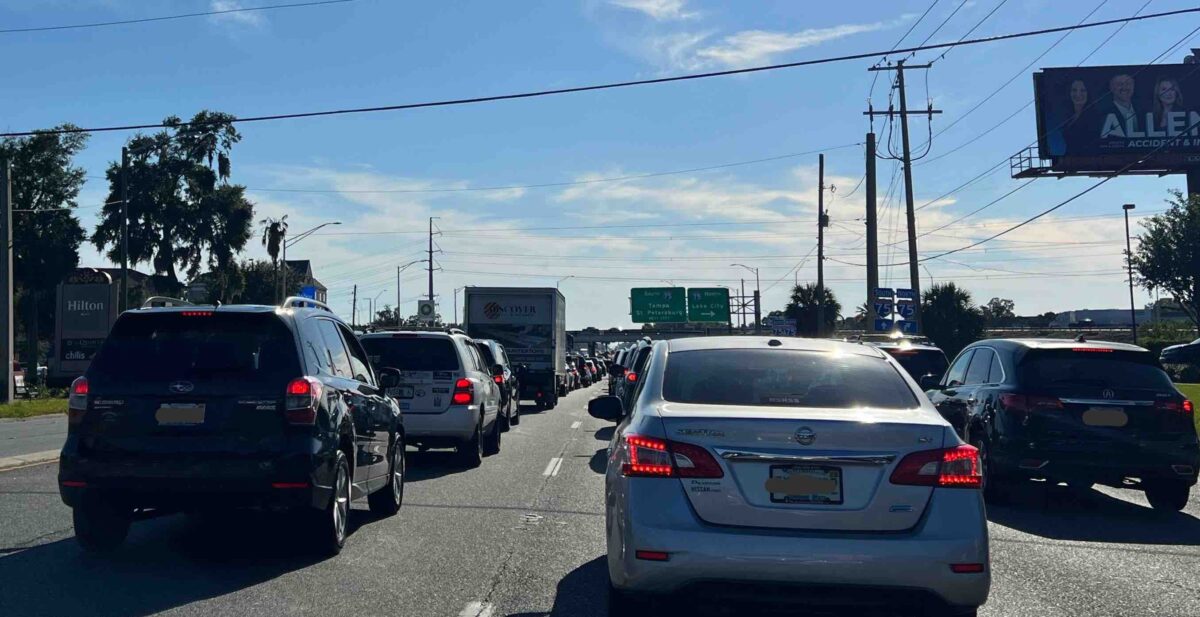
[609,480,990,611]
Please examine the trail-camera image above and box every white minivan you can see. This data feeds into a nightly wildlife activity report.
[360,330,503,467]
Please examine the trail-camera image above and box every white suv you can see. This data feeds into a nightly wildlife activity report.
[360,330,503,467]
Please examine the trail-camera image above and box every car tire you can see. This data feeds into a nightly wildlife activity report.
[73,500,131,553]
[457,420,484,468]
[510,397,521,426]
[1144,479,1190,512]
[974,436,1015,504]
[483,410,502,456]
[499,399,512,433]
[311,451,350,556]
[368,436,405,517]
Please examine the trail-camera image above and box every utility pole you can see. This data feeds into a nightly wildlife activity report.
[427,217,435,303]
[866,60,941,334]
[120,147,129,312]
[0,161,13,403]
[351,284,358,328]
[865,133,879,326]
[396,267,402,327]
[817,154,827,338]
[1123,203,1138,344]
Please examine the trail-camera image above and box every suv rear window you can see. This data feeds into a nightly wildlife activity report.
[881,348,948,379]
[1019,349,1174,390]
[89,312,299,386]
[663,349,919,409]
[361,337,460,371]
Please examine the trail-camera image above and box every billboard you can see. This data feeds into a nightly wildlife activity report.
[52,269,118,382]
[1034,63,1200,171]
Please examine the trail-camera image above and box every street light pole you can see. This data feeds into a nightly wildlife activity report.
[557,275,575,289]
[1123,203,1138,344]
[731,264,760,332]
[453,286,466,324]
[281,221,341,301]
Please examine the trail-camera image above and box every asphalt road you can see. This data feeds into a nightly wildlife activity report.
[0,383,1198,617]
[0,414,66,459]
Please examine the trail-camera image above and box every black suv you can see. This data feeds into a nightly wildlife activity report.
[58,298,405,554]
[868,340,949,382]
[926,338,1198,510]
[473,338,520,430]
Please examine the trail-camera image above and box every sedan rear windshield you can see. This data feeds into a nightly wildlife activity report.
[361,337,460,371]
[89,312,299,386]
[883,348,949,380]
[1019,349,1173,390]
[663,349,920,409]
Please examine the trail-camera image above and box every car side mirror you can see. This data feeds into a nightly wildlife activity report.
[588,396,625,422]
[919,374,942,391]
[491,364,505,378]
[378,368,401,389]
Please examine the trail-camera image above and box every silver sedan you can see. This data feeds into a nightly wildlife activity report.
[590,336,990,616]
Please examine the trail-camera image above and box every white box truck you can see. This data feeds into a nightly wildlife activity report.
[463,287,566,409]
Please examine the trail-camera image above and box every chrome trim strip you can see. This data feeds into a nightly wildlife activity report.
[1059,398,1154,406]
[715,449,896,465]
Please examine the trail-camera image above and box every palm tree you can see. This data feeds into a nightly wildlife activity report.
[921,283,985,357]
[260,215,288,266]
[784,283,841,337]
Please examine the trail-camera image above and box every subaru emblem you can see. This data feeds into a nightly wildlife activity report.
[795,427,816,446]
[169,381,194,394]
[1101,388,1115,400]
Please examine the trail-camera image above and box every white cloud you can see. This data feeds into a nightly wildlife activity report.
[209,0,265,27]
[610,0,698,21]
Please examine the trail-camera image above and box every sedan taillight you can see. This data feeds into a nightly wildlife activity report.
[620,434,724,478]
[890,445,982,489]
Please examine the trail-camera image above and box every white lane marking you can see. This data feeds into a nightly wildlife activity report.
[543,457,561,476]
[459,602,494,617]
[550,457,565,477]
[570,421,581,430]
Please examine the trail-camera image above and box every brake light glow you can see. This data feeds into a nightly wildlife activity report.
[1186,400,1195,414]
[453,378,474,405]
[181,311,214,317]
[68,377,89,423]
[1160,398,1195,415]
[493,375,504,384]
[890,445,982,489]
[1071,347,1113,353]
[285,377,323,425]
[626,372,638,383]
[620,434,723,478]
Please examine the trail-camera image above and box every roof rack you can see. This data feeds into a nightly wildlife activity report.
[141,296,194,308]
[282,296,333,313]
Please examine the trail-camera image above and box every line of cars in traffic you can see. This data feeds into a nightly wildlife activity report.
[561,352,607,393]
[593,333,1197,614]
[56,296,558,555]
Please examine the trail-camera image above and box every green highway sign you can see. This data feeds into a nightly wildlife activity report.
[630,287,686,323]
[688,287,731,322]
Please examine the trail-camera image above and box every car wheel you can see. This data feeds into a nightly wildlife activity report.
[510,396,521,426]
[457,419,484,467]
[368,436,404,517]
[483,409,502,456]
[73,500,131,553]
[311,451,350,556]
[1144,479,1190,512]
[973,436,1014,504]
[499,399,512,433]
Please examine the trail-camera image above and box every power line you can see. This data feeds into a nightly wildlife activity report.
[869,0,941,101]
[5,7,1198,137]
[933,0,1009,62]
[238,143,861,194]
[0,0,355,34]
[1079,0,1154,64]
[910,0,971,56]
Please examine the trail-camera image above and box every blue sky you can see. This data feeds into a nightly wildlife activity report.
[2,0,1197,328]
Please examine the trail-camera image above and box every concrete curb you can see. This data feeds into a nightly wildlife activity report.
[0,449,59,473]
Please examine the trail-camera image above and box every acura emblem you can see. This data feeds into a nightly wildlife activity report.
[1101,388,1115,400]
[795,427,816,446]
[169,381,194,394]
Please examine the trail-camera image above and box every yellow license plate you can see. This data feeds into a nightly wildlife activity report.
[156,404,205,426]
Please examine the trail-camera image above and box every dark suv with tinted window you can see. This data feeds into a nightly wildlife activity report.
[926,338,1198,510]
[58,298,405,554]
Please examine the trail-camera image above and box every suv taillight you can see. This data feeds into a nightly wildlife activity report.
[68,377,88,424]
[890,445,982,489]
[626,372,638,383]
[453,378,474,405]
[999,393,1063,416]
[620,434,724,478]
[285,377,323,425]
[1158,398,1195,415]
[493,375,504,385]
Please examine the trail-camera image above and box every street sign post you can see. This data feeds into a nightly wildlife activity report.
[630,287,686,323]
[874,288,919,333]
[687,287,731,322]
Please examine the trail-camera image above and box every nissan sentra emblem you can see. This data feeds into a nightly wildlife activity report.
[1102,388,1115,400]
[169,381,194,394]
[795,427,816,446]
